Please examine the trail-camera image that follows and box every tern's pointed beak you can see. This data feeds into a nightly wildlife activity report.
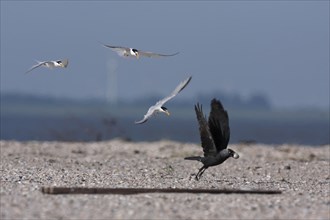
[136,52,139,59]
[165,110,170,116]
[63,59,69,68]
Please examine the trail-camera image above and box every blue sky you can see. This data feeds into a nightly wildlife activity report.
[1,1,329,109]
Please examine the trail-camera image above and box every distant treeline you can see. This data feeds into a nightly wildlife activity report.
[1,91,271,110]
[128,91,272,110]
[1,92,329,145]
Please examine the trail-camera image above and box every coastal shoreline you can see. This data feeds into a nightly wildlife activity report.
[1,140,329,219]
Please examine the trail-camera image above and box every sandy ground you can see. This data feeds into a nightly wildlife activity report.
[0,139,329,220]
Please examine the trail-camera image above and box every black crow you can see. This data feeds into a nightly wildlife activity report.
[185,99,239,180]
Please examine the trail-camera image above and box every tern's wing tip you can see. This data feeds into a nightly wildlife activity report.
[134,119,148,124]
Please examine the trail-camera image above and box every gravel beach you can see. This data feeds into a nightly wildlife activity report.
[1,139,329,219]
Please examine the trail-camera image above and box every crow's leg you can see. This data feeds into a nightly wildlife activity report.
[198,167,207,179]
[195,166,207,181]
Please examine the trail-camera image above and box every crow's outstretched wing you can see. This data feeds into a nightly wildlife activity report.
[208,99,230,152]
[195,103,217,157]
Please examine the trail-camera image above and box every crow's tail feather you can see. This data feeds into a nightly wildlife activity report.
[184,156,202,161]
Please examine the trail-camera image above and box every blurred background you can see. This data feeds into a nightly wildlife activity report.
[1,1,329,145]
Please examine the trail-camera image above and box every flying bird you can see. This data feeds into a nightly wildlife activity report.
[135,76,192,124]
[100,43,179,59]
[26,59,69,73]
[185,99,239,180]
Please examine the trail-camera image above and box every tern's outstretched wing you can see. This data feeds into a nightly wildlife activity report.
[101,43,130,57]
[26,61,46,73]
[134,115,149,124]
[138,50,179,58]
[208,99,230,152]
[134,106,157,124]
[154,76,192,108]
[195,103,217,157]
[134,117,148,124]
